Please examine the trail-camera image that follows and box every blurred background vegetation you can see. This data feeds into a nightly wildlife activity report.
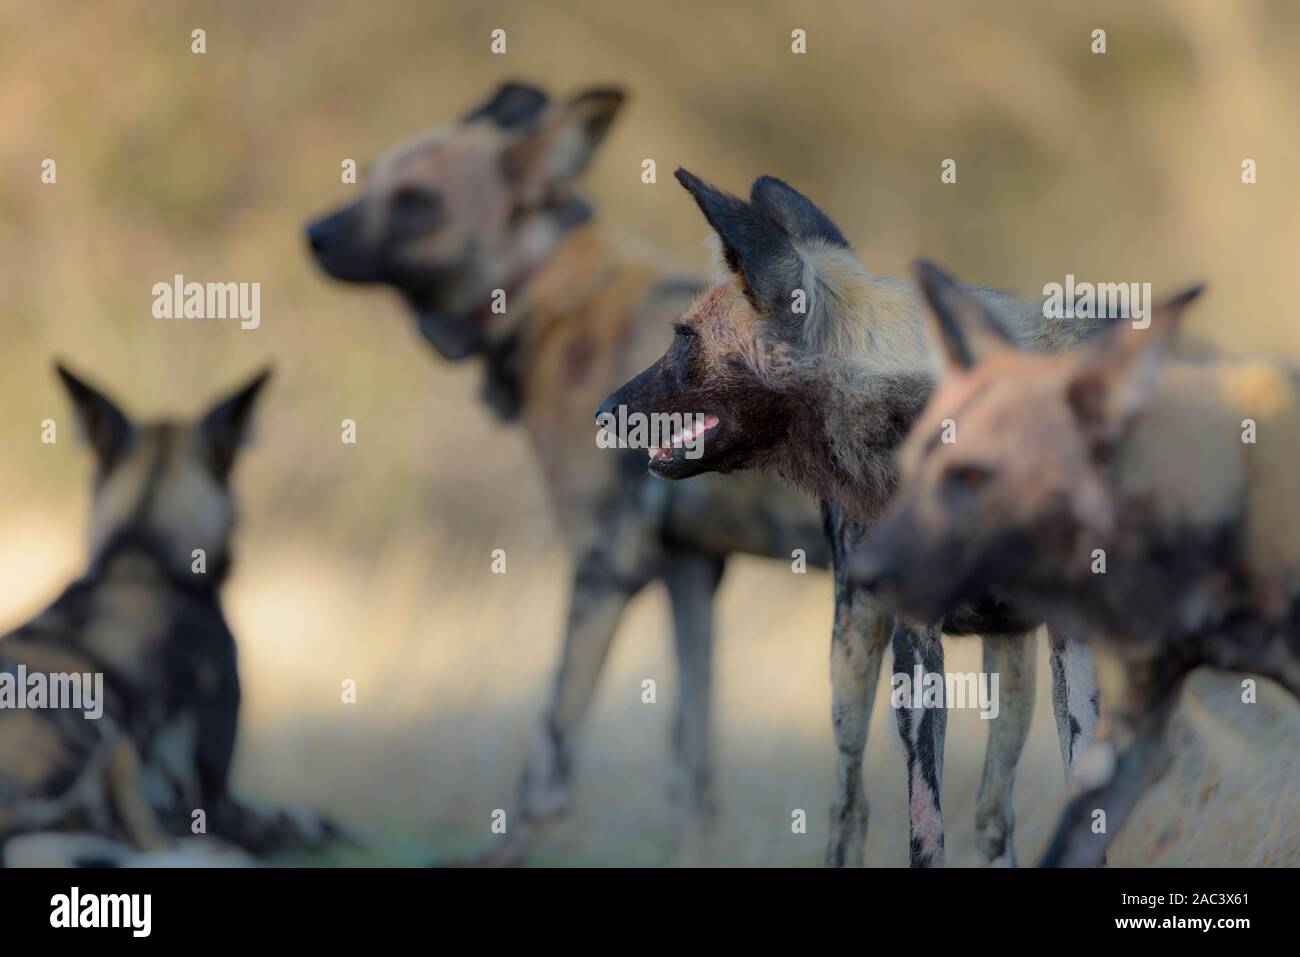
[0,0,1296,865]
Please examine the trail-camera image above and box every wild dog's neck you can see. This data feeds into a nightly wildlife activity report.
[87,526,228,598]
[1104,360,1300,601]
[477,215,610,420]
[776,355,934,526]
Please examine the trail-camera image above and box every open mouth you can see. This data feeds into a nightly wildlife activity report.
[648,414,720,466]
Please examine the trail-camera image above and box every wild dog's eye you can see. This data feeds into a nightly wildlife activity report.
[673,323,697,339]
[944,463,994,492]
[391,187,442,220]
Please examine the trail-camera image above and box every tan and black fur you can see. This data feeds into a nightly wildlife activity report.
[602,172,1114,866]
[0,364,336,866]
[306,83,828,863]
[852,265,1300,866]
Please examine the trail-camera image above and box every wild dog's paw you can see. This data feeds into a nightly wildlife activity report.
[213,797,354,855]
[269,803,354,849]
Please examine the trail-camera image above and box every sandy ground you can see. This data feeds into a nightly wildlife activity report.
[3,513,1295,867]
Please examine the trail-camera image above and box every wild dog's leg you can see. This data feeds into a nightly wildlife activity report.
[974,632,1035,867]
[105,736,169,851]
[1047,625,1102,783]
[822,505,890,867]
[663,550,725,849]
[893,618,947,867]
[1038,661,1183,867]
[825,581,891,867]
[476,555,642,865]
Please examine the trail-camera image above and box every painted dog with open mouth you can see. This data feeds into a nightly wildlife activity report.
[601,171,1115,865]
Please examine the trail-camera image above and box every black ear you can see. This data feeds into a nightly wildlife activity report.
[200,367,272,480]
[748,175,849,249]
[462,81,550,130]
[56,362,134,474]
[675,168,798,313]
[912,259,1015,373]
[501,87,625,200]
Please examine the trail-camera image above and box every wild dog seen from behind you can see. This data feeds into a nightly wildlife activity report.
[852,262,1300,865]
[0,364,338,866]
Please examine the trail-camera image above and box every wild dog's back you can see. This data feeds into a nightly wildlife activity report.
[1116,356,1300,612]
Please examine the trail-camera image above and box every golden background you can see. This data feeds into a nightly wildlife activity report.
[0,0,1296,864]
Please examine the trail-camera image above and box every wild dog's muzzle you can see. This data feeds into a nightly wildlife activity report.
[305,204,382,283]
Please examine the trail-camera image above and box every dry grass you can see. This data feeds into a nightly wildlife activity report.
[0,0,1297,865]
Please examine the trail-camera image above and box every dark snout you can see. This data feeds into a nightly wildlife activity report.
[305,203,381,283]
[595,365,655,424]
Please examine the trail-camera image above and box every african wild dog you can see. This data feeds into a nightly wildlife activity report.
[0,364,337,866]
[600,170,1115,866]
[850,264,1299,866]
[305,82,828,863]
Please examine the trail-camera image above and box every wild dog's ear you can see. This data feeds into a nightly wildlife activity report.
[462,81,550,130]
[1066,283,1204,449]
[56,362,134,473]
[502,87,625,203]
[913,259,1015,375]
[675,168,799,315]
[748,175,849,249]
[200,367,272,480]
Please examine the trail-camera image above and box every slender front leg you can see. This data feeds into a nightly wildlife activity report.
[974,632,1036,866]
[825,580,892,867]
[476,556,641,866]
[663,549,725,857]
[892,618,947,867]
[1039,661,1181,867]
[1047,626,1102,783]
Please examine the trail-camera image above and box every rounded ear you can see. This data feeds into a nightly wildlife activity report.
[200,366,273,480]
[55,361,134,473]
[461,81,550,130]
[1066,283,1204,449]
[502,86,625,201]
[912,258,1015,375]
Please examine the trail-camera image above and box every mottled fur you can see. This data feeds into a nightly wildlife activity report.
[855,267,1299,865]
[604,173,1105,866]
[306,83,828,864]
[0,365,338,866]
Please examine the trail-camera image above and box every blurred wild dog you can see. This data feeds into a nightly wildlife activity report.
[305,82,828,863]
[851,266,1299,866]
[601,170,1115,866]
[0,365,336,866]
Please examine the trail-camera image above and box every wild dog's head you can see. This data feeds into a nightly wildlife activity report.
[56,363,271,583]
[305,81,624,360]
[849,260,1203,621]
[598,169,914,480]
